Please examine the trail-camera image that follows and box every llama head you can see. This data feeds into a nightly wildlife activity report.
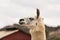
[19,8,42,29]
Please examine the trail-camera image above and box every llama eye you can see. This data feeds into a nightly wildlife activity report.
[29,18,34,21]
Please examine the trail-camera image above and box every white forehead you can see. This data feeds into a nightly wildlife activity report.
[21,17,36,22]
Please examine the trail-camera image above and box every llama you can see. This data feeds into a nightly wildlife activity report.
[19,8,46,40]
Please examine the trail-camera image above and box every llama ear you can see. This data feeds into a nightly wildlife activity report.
[36,8,40,19]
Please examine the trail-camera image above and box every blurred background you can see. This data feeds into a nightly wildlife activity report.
[0,0,60,40]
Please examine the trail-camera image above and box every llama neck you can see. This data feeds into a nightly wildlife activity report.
[30,29,46,40]
[29,17,46,40]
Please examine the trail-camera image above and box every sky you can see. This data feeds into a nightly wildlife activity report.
[0,0,60,28]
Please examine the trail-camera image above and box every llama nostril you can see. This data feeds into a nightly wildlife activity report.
[20,19,24,21]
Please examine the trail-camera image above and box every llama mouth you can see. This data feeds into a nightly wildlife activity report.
[19,22,25,25]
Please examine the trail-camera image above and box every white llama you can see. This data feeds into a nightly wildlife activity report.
[19,8,46,40]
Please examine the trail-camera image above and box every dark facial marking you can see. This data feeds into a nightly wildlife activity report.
[36,23,37,26]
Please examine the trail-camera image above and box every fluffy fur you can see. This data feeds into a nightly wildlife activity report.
[19,9,46,40]
[29,17,46,40]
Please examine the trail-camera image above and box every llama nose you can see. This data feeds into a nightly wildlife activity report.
[20,19,24,21]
